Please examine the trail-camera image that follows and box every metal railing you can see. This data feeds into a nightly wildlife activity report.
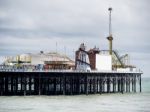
[0,65,143,74]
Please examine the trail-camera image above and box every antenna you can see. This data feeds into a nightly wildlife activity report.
[56,42,57,53]
[64,46,66,56]
[73,49,75,61]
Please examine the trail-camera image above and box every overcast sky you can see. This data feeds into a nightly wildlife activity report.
[0,0,149,77]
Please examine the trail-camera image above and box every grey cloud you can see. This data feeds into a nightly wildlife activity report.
[0,0,150,77]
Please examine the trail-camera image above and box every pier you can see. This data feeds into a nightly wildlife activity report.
[0,8,143,96]
[0,70,142,96]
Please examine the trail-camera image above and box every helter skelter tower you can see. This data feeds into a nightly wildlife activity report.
[107,7,113,55]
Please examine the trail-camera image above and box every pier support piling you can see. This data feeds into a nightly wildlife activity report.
[140,75,142,92]
[0,72,142,96]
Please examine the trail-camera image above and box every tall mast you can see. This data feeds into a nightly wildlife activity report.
[109,7,112,36]
[107,7,113,55]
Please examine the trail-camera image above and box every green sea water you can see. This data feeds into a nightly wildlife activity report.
[142,77,150,93]
[0,77,149,112]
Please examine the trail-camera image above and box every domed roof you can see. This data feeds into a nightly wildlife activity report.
[28,52,74,65]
